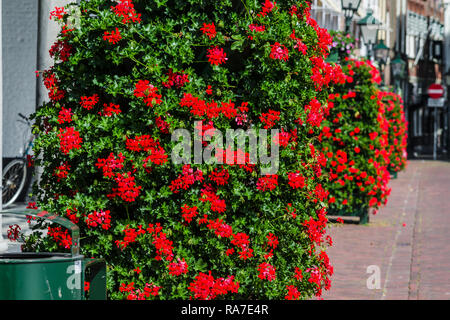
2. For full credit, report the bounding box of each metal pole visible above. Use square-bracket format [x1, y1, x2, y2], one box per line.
[434, 107, 438, 160]
[345, 15, 351, 34]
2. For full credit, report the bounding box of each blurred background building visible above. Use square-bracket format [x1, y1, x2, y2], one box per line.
[310, 0, 450, 159]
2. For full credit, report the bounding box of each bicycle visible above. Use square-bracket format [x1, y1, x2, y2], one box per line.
[1, 113, 34, 208]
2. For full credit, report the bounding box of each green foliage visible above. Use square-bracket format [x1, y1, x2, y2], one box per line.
[320, 57, 391, 214]
[380, 92, 408, 173]
[28, 0, 335, 300]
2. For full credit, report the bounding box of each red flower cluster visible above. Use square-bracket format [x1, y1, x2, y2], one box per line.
[100, 103, 121, 117]
[249, 24, 266, 33]
[58, 108, 73, 124]
[49, 7, 66, 20]
[48, 226, 72, 249]
[103, 28, 122, 44]
[58, 127, 82, 154]
[115, 224, 146, 250]
[288, 171, 306, 189]
[201, 23, 216, 39]
[65, 208, 79, 224]
[270, 42, 289, 61]
[258, 262, 276, 281]
[256, 175, 278, 191]
[188, 271, 239, 300]
[54, 162, 71, 182]
[304, 98, 325, 127]
[168, 258, 189, 276]
[179, 93, 240, 120]
[207, 46, 228, 66]
[170, 165, 204, 193]
[259, 110, 280, 129]
[49, 40, 72, 62]
[80, 94, 100, 110]
[257, 0, 276, 17]
[285, 285, 301, 300]
[85, 210, 111, 230]
[96, 153, 125, 178]
[289, 30, 308, 55]
[111, 0, 141, 24]
[209, 167, 229, 186]
[181, 204, 199, 223]
[119, 282, 160, 300]
[134, 80, 162, 107]
[207, 218, 233, 238]
[155, 116, 170, 134]
[108, 172, 142, 202]
[147, 223, 174, 261]
[145, 150, 169, 168]
[230, 232, 253, 260]
[126, 135, 157, 152]
[303, 209, 328, 247]
[26, 202, 38, 210]
[116, 222, 174, 262]
[379, 92, 408, 172]
[247, 24, 266, 40]
[162, 69, 189, 89]
[7, 224, 21, 241]
[310, 56, 347, 91]
[43, 70, 65, 101]
[199, 185, 227, 213]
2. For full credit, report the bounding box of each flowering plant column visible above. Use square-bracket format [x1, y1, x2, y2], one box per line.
[28, 0, 341, 300]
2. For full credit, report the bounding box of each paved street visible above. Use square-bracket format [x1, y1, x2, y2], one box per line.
[323, 160, 450, 300]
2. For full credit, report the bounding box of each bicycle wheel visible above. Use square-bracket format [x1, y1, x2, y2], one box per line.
[2, 159, 27, 208]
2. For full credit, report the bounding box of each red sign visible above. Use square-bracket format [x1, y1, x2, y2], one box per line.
[427, 84, 444, 99]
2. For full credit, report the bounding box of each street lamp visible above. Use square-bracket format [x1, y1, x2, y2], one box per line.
[391, 53, 407, 93]
[341, 0, 362, 34]
[445, 69, 450, 86]
[374, 39, 390, 86]
[374, 39, 390, 63]
[357, 9, 382, 59]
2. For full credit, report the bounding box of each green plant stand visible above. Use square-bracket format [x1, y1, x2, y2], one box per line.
[328, 206, 369, 224]
[389, 170, 398, 179]
[0, 209, 106, 300]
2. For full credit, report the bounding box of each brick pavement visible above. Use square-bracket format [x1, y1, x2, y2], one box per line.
[322, 160, 450, 300]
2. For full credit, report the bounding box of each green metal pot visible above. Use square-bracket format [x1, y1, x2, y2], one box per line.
[327, 206, 369, 224]
[389, 170, 398, 179]
[0, 210, 106, 300]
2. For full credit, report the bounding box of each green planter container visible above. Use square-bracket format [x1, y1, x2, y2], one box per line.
[389, 170, 398, 179]
[327, 206, 369, 224]
[0, 210, 106, 300]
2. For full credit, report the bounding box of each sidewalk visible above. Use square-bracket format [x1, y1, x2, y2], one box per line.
[322, 159, 450, 300]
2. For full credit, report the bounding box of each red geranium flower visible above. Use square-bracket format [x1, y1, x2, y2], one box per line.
[207, 46, 228, 66]
[201, 22, 217, 39]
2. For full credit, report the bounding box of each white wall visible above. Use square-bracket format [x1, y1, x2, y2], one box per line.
[37, 0, 73, 106]
[2, 0, 38, 158]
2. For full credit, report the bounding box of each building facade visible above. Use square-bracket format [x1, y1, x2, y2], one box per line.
[312, 0, 450, 159]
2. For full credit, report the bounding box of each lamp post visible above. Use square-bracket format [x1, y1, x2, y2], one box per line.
[357, 9, 382, 60]
[374, 39, 390, 86]
[391, 53, 407, 94]
[341, 0, 362, 34]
